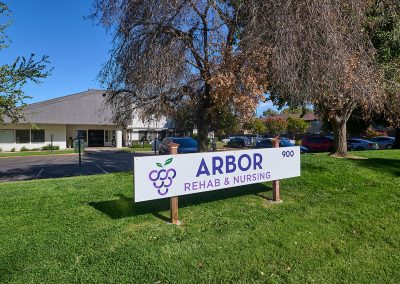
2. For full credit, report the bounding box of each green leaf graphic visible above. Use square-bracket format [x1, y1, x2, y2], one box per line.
[156, 163, 163, 168]
[164, 158, 173, 166]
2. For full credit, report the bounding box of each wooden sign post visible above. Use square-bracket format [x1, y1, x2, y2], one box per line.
[272, 138, 281, 202]
[168, 142, 180, 225]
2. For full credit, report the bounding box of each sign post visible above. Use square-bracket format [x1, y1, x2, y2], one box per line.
[168, 142, 180, 225]
[272, 138, 281, 202]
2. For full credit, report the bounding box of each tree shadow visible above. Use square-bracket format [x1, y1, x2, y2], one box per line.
[88, 183, 272, 220]
[350, 157, 400, 177]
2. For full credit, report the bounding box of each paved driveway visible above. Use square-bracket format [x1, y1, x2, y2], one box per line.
[0, 150, 153, 182]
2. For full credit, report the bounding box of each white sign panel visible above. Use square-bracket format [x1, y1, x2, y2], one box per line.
[134, 147, 301, 202]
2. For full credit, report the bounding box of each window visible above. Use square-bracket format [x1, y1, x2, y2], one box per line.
[15, 130, 30, 143]
[0, 130, 14, 143]
[75, 130, 87, 142]
[105, 130, 113, 143]
[31, 129, 45, 143]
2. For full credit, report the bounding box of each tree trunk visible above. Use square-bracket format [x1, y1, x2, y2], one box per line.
[196, 115, 209, 152]
[196, 84, 211, 152]
[331, 117, 348, 157]
[393, 127, 400, 149]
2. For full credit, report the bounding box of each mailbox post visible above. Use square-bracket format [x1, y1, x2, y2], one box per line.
[50, 134, 54, 152]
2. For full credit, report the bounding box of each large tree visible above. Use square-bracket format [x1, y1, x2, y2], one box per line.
[365, 0, 400, 148]
[254, 0, 383, 156]
[91, 0, 269, 151]
[0, 2, 51, 124]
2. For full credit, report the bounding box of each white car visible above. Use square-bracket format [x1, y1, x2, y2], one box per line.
[221, 137, 233, 144]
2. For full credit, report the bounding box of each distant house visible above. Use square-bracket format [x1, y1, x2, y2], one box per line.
[302, 113, 323, 134]
[260, 112, 323, 134]
[0, 89, 173, 151]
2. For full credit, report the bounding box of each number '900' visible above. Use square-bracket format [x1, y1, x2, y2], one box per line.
[282, 150, 295, 158]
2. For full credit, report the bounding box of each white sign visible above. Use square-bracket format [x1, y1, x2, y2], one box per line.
[134, 147, 301, 202]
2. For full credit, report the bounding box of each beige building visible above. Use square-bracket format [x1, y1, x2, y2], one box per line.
[0, 89, 171, 151]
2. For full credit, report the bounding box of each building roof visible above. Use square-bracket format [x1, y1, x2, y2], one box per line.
[6, 89, 116, 125]
[260, 112, 318, 122]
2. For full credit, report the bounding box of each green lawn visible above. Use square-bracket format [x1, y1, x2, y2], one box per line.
[1, 151, 399, 283]
[0, 149, 76, 157]
[121, 147, 153, 152]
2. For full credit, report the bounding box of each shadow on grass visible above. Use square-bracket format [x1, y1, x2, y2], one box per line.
[89, 183, 272, 220]
[351, 157, 400, 177]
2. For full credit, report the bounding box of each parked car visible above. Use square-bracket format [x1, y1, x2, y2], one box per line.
[159, 137, 198, 154]
[369, 136, 395, 149]
[301, 135, 334, 152]
[221, 136, 233, 144]
[347, 139, 379, 151]
[227, 137, 246, 148]
[280, 137, 296, 144]
[255, 138, 309, 153]
[239, 136, 252, 147]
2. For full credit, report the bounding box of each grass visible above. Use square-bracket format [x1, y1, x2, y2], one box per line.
[0, 150, 399, 283]
[0, 149, 76, 157]
[121, 147, 153, 152]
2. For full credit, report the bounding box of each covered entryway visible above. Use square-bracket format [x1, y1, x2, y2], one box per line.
[88, 130, 105, 147]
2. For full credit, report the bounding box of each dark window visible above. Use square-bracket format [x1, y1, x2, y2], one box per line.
[0, 129, 14, 143]
[31, 129, 45, 143]
[76, 130, 87, 142]
[15, 130, 30, 143]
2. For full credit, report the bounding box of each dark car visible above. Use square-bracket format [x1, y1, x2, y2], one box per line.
[255, 138, 309, 153]
[159, 137, 198, 154]
[302, 135, 334, 152]
[347, 139, 379, 151]
[227, 137, 246, 148]
[369, 136, 395, 149]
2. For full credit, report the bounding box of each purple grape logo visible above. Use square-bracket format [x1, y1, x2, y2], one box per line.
[148, 158, 177, 196]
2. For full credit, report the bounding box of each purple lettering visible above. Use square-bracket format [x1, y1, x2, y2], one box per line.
[212, 156, 224, 175]
[226, 155, 236, 173]
[184, 183, 191, 191]
[238, 154, 251, 171]
[253, 153, 263, 170]
[196, 158, 210, 177]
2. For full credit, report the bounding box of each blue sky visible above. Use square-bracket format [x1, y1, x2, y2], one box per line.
[1, 0, 274, 115]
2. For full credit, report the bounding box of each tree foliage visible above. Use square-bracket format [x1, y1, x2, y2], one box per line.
[91, 0, 269, 151]
[262, 109, 278, 118]
[244, 118, 266, 135]
[287, 117, 309, 139]
[254, 0, 384, 156]
[0, 2, 51, 124]
[365, 0, 400, 148]
[263, 117, 287, 137]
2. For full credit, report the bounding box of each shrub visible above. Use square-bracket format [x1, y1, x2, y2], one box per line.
[42, 144, 60, 151]
[130, 142, 152, 148]
[10, 147, 15, 152]
[20, 146, 30, 152]
[363, 128, 387, 139]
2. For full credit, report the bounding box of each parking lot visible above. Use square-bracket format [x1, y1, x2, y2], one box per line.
[0, 150, 153, 182]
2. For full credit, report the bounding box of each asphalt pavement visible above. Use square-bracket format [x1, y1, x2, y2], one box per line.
[0, 150, 153, 182]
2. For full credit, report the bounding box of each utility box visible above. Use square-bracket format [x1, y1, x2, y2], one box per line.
[152, 139, 160, 152]
[74, 139, 85, 153]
